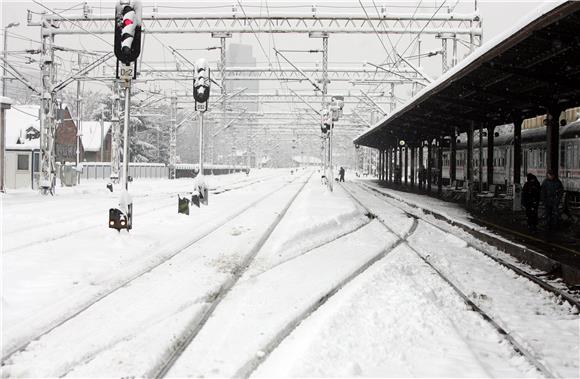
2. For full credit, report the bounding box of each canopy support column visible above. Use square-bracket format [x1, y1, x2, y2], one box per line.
[487, 125, 495, 190]
[427, 140, 433, 192]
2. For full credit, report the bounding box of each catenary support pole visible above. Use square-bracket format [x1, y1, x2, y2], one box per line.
[169, 93, 177, 179]
[76, 53, 83, 184]
[39, 18, 57, 195]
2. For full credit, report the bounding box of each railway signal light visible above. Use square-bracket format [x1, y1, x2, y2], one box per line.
[114, 0, 142, 66]
[321, 108, 331, 133]
[178, 195, 190, 215]
[193, 58, 211, 110]
[330, 96, 344, 122]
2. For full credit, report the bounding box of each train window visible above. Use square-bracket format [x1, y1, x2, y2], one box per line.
[561, 145, 566, 168]
[574, 144, 579, 168]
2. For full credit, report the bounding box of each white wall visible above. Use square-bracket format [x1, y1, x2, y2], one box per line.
[5, 150, 32, 189]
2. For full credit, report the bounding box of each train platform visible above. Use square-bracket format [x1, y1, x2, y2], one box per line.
[367, 179, 580, 287]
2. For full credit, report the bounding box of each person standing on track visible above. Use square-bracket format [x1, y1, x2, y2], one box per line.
[522, 173, 541, 231]
[540, 169, 564, 231]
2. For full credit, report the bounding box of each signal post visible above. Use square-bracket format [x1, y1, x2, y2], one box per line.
[109, 0, 141, 232]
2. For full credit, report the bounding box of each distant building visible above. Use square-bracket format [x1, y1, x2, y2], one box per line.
[55, 106, 82, 162]
[4, 104, 88, 189]
[226, 43, 259, 112]
[4, 105, 40, 189]
[81, 120, 112, 162]
[292, 155, 321, 167]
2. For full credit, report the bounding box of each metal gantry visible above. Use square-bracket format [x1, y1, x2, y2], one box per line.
[19, 1, 484, 193]
[28, 10, 482, 37]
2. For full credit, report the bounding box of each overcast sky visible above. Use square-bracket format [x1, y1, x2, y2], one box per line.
[1, 0, 548, 105]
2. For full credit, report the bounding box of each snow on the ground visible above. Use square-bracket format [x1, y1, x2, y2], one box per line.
[342, 182, 414, 238]
[358, 180, 551, 267]
[245, 175, 369, 277]
[338, 182, 579, 377]
[408, 221, 580, 378]
[166, 220, 398, 378]
[1, 169, 290, 358]
[254, 244, 540, 378]
[2, 173, 308, 377]
[2, 172, 578, 378]
[359, 179, 473, 224]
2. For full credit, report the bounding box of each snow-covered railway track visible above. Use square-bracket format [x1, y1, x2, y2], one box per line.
[0, 173, 304, 367]
[6, 173, 277, 234]
[351, 182, 573, 378]
[358, 182, 580, 309]
[149, 172, 313, 378]
[229, 206, 417, 378]
[3, 174, 282, 253]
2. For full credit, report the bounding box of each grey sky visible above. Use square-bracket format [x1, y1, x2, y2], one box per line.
[0, 0, 548, 113]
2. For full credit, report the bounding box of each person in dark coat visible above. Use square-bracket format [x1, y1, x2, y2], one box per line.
[339, 166, 345, 182]
[540, 170, 564, 230]
[521, 173, 541, 231]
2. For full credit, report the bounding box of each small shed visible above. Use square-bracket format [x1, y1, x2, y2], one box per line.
[4, 105, 40, 189]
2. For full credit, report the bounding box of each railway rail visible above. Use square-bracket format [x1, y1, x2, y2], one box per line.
[0, 172, 303, 365]
[150, 171, 313, 378]
[3, 173, 283, 253]
[344, 181, 577, 378]
[232, 213, 417, 378]
[360, 181, 580, 307]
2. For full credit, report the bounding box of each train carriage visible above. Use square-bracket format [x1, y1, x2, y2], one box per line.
[441, 120, 580, 200]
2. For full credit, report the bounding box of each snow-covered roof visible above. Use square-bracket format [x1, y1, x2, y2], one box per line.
[80, 121, 111, 152]
[0, 96, 13, 106]
[354, 0, 569, 145]
[4, 105, 40, 150]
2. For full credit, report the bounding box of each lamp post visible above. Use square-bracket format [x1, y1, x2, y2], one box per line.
[1, 22, 19, 193]
[2, 22, 19, 97]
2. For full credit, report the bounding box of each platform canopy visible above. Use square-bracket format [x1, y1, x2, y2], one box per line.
[354, 1, 580, 149]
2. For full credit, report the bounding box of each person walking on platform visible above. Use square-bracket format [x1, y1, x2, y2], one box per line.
[339, 166, 345, 182]
[541, 170, 564, 231]
[418, 164, 426, 188]
[522, 173, 541, 231]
